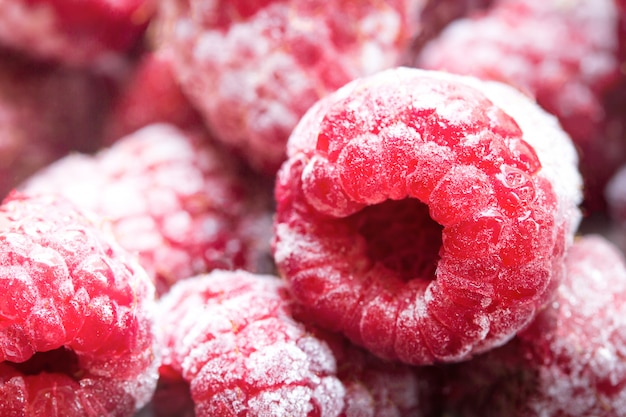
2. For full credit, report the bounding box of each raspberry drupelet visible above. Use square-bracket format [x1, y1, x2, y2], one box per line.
[21, 123, 274, 296]
[0, 0, 154, 67]
[440, 235, 626, 417]
[272, 67, 582, 365]
[415, 0, 625, 211]
[0, 192, 159, 417]
[156, 269, 435, 417]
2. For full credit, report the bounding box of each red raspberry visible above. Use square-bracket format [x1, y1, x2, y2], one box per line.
[0, 192, 158, 417]
[440, 235, 626, 417]
[153, 0, 428, 174]
[415, 0, 625, 211]
[273, 67, 582, 365]
[0, 0, 154, 67]
[0, 51, 110, 201]
[103, 50, 204, 145]
[156, 270, 346, 417]
[156, 269, 435, 417]
[21, 123, 274, 296]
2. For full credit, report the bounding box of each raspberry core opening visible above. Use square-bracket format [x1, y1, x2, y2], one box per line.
[7, 346, 81, 379]
[349, 198, 443, 282]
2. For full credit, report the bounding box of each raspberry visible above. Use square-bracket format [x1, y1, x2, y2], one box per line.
[415, 0, 625, 211]
[156, 269, 435, 417]
[103, 50, 204, 145]
[21, 123, 274, 296]
[0, 0, 153, 67]
[156, 270, 346, 417]
[310, 328, 440, 417]
[153, 0, 429, 173]
[0, 51, 109, 201]
[440, 235, 626, 417]
[0, 192, 159, 417]
[273, 67, 582, 365]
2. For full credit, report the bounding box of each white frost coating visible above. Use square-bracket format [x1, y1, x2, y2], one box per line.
[296, 335, 338, 375]
[357, 8, 403, 75]
[248, 386, 315, 417]
[245, 343, 312, 386]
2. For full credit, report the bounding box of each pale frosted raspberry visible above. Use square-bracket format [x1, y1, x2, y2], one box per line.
[153, 0, 446, 174]
[156, 271, 346, 417]
[21, 124, 274, 295]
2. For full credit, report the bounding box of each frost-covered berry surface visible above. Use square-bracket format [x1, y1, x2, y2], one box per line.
[273, 67, 582, 365]
[0, 193, 159, 417]
[21, 124, 274, 296]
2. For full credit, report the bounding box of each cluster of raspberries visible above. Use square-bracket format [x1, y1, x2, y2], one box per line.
[0, 0, 625, 416]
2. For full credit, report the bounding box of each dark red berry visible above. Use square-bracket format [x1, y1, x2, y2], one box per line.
[103, 50, 204, 145]
[0, 52, 110, 201]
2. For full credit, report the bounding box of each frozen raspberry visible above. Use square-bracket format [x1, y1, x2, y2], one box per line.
[21, 123, 274, 295]
[273, 67, 582, 365]
[156, 270, 346, 417]
[415, 0, 625, 211]
[156, 269, 435, 417]
[0, 51, 110, 201]
[0, 0, 154, 67]
[0, 192, 159, 417]
[154, 0, 454, 173]
[440, 235, 626, 417]
[103, 49, 204, 145]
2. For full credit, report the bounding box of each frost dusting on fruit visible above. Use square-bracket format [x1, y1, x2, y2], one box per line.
[273, 67, 583, 365]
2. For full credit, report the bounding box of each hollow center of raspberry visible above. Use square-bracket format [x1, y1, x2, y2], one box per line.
[7, 346, 81, 379]
[350, 198, 443, 282]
